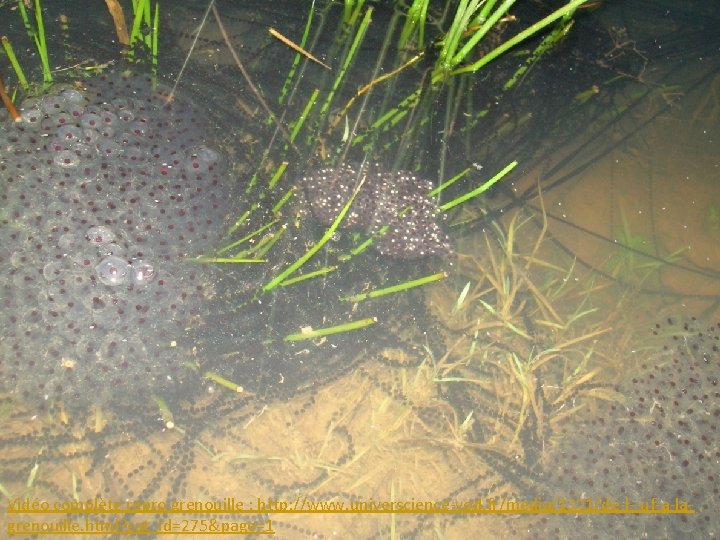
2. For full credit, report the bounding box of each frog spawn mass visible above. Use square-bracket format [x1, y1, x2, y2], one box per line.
[0, 73, 231, 409]
[539, 318, 720, 537]
[302, 163, 452, 259]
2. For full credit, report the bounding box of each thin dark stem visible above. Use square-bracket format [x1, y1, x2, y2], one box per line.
[211, 3, 300, 157]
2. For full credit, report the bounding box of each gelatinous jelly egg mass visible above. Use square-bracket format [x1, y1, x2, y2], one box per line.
[302, 163, 452, 259]
[0, 72, 231, 410]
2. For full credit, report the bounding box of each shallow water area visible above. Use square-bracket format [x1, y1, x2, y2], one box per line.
[0, 0, 719, 538]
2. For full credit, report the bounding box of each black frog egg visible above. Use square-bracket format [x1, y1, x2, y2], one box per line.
[56, 124, 84, 142]
[80, 112, 102, 130]
[39, 94, 66, 114]
[20, 107, 43, 126]
[53, 150, 81, 168]
[42, 261, 65, 282]
[86, 225, 116, 245]
[184, 145, 223, 174]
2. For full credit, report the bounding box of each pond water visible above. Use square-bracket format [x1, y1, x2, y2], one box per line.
[0, 0, 718, 538]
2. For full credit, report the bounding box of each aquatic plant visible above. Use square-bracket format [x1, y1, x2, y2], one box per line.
[425, 201, 623, 455]
[16, 0, 52, 86]
[604, 207, 685, 289]
[1, 2, 661, 538]
[703, 204, 720, 240]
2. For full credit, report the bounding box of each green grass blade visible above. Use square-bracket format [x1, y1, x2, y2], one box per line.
[478, 0, 499, 20]
[33, 0, 52, 85]
[254, 225, 287, 258]
[226, 208, 252, 237]
[439, 160, 517, 211]
[218, 218, 278, 254]
[152, 394, 175, 428]
[269, 163, 290, 190]
[143, 0, 152, 46]
[1, 37, 29, 90]
[16, 1, 33, 38]
[452, 281, 472, 314]
[279, 0, 316, 104]
[429, 166, 472, 197]
[151, 1, 159, 80]
[502, 12, 574, 92]
[279, 266, 337, 287]
[345, 0, 367, 27]
[271, 188, 294, 213]
[263, 176, 363, 292]
[448, 0, 516, 69]
[347, 236, 375, 257]
[317, 7, 372, 126]
[478, 299, 532, 340]
[399, 0, 429, 49]
[289, 88, 319, 144]
[437, 0, 479, 70]
[452, 0, 588, 76]
[129, 0, 150, 61]
[204, 371, 243, 393]
[284, 317, 377, 341]
[342, 272, 447, 302]
[355, 85, 420, 146]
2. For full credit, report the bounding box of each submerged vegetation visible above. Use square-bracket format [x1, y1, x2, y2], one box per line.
[7, 0, 715, 537]
[426, 202, 624, 454]
[0, 0, 604, 404]
[0, 0, 603, 433]
[604, 207, 685, 289]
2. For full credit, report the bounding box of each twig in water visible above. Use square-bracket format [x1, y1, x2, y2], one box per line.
[269, 27, 331, 70]
[0, 73, 21, 122]
[212, 3, 300, 156]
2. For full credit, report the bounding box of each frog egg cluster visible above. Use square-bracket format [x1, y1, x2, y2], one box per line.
[302, 163, 452, 259]
[540, 318, 720, 537]
[0, 72, 231, 409]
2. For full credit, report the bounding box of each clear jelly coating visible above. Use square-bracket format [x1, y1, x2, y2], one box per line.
[130, 260, 156, 285]
[86, 225, 116, 245]
[95, 255, 130, 286]
[0, 71, 231, 409]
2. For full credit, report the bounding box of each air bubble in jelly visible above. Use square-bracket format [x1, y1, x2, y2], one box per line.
[130, 260, 156, 285]
[117, 109, 135, 123]
[184, 145, 222, 174]
[58, 233, 81, 251]
[97, 139, 121, 156]
[95, 256, 130, 286]
[97, 242, 125, 258]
